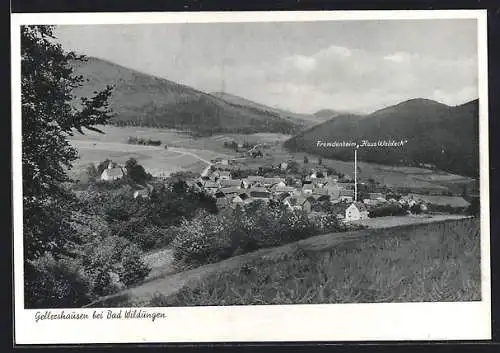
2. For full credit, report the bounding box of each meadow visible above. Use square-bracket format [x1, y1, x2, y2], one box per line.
[148, 218, 481, 306]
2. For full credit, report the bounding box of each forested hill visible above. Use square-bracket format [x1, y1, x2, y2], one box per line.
[284, 98, 479, 178]
[69, 57, 306, 136]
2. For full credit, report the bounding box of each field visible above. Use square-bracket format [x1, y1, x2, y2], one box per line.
[152, 218, 481, 306]
[67, 126, 234, 179]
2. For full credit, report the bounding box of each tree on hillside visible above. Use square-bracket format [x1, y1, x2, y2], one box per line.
[22, 25, 113, 261]
[124, 158, 149, 185]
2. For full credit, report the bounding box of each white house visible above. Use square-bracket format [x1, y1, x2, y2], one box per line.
[100, 162, 126, 181]
[345, 202, 369, 221]
[133, 189, 150, 199]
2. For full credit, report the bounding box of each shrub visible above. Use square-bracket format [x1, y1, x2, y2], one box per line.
[171, 211, 233, 266]
[24, 254, 93, 308]
[80, 235, 149, 293]
[93, 269, 113, 296]
[171, 203, 323, 268]
[119, 252, 151, 287]
[369, 203, 407, 218]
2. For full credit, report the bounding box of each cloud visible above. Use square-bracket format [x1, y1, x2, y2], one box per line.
[283, 55, 317, 73]
[245, 46, 478, 113]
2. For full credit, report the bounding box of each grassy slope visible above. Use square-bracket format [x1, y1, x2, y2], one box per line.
[88, 217, 479, 307]
[70, 57, 304, 135]
[284, 99, 479, 178]
[154, 218, 480, 306]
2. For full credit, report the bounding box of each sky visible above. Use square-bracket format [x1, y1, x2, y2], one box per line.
[54, 20, 478, 114]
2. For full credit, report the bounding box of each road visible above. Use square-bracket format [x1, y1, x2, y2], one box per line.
[168, 147, 213, 177]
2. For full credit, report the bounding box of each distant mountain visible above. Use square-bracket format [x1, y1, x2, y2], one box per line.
[69, 57, 303, 136]
[211, 92, 332, 125]
[313, 109, 345, 119]
[284, 98, 479, 177]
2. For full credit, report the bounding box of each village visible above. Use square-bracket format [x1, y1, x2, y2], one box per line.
[97, 140, 474, 225]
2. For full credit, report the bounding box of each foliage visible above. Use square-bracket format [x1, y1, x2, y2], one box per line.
[22, 25, 113, 261]
[466, 198, 480, 217]
[171, 202, 340, 268]
[369, 203, 407, 218]
[127, 136, 161, 146]
[124, 158, 150, 185]
[24, 254, 93, 308]
[119, 251, 151, 287]
[80, 235, 150, 293]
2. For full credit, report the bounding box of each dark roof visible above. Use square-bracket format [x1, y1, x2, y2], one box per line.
[220, 179, 242, 187]
[262, 177, 285, 184]
[220, 187, 241, 195]
[339, 189, 354, 197]
[246, 175, 264, 182]
[312, 188, 330, 196]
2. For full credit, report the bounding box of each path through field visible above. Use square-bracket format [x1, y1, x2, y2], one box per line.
[87, 214, 472, 307]
[70, 140, 215, 177]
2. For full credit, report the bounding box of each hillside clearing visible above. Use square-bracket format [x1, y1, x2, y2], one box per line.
[87, 217, 479, 307]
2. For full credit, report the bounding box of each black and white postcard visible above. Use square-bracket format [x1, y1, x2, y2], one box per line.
[11, 10, 491, 344]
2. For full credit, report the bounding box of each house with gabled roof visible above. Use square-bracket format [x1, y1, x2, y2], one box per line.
[202, 180, 220, 194]
[249, 187, 272, 200]
[344, 202, 369, 221]
[311, 187, 330, 202]
[262, 177, 286, 188]
[245, 175, 264, 187]
[283, 195, 312, 213]
[220, 179, 242, 189]
[339, 189, 354, 202]
[271, 185, 297, 194]
[324, 183, 341, 200]
[100, 161, 126, 182]
[215, 187, 242, 198]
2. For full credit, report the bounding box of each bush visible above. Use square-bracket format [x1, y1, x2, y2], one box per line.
[25, 254, 93, 308]
[171, 203, 323, 268]
[119, 252, 151, 287]
[369, 204, 407, 218]
[93, 269, 113, 297]
[171, 211, 232, 266]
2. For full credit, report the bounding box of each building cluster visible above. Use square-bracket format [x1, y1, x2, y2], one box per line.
[97, 157, 472, 222]
[195, 163, 376, 222]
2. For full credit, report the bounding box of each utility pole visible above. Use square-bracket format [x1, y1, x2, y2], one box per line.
[354, 147, 358, 202]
